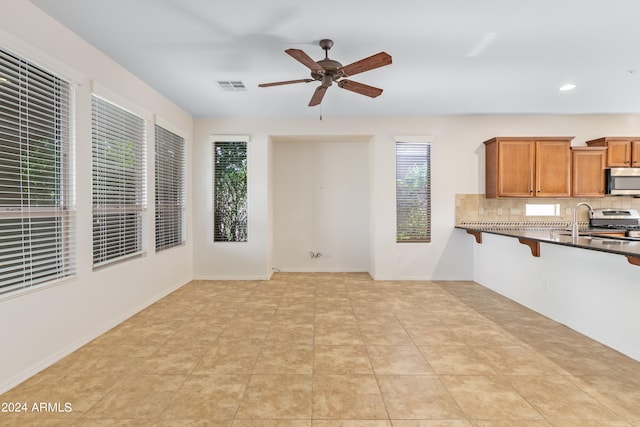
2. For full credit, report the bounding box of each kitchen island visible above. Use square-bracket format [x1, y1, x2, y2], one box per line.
[455, 225, 640, 362]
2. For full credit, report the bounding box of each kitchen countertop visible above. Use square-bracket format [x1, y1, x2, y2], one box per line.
[455, 225, 640, 260]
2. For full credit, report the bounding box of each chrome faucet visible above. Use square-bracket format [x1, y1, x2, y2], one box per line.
[572, 202, 593, 240]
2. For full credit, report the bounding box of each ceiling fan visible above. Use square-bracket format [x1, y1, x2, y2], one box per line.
[259, 39, 392, 106]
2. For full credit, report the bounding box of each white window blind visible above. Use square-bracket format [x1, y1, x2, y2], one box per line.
[213, 140, 247, 242]
[155, 124, 185, 251]
[396, 141, 431, 242]
[0, 47, 75, 296]
[92, 95, 146, 267]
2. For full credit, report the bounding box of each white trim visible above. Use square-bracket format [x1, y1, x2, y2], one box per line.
[0, 28, 84, 85]
[90, 80, 152, 121]
[0, 275, 77, 303]
[210, 137, 249, 243]
[154, 115, 190, 141]
[210, 134, 251, 143]
[193, 274, 269, 281]
[395, 135, 435, 143]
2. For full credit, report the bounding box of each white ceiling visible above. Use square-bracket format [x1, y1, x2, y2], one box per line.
[28, 0, 640, 119]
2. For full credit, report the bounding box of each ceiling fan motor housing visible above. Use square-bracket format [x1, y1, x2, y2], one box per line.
[312, 58, 344, 84]
[259, 38, 391, 106]
[321, 74, 333, 87]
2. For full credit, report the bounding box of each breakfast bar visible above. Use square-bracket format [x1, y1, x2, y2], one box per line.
[456, 226, 640, 266]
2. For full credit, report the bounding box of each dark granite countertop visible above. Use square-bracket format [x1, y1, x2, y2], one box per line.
[455, 225, 640, 260]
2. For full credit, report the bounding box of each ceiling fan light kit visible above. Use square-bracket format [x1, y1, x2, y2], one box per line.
[259, 39, 392, 107]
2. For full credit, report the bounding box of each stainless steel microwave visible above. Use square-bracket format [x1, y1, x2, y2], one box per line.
[606, 168, 640, 195]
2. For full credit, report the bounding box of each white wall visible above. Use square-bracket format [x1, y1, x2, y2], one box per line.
[0, 1, 194, 393]
[193, 114, 640, 281]
[193, 117, 474, 280]
[471, 231, 640, 361]
[272, 136, 370, 272]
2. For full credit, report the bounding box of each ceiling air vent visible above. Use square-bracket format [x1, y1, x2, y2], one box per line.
[217, 80, 247, 91]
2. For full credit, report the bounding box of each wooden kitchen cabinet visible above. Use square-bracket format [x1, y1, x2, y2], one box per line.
[571, 146, 606, 197]
[484, 137, 573, 198]
[586, 137, 640, 167]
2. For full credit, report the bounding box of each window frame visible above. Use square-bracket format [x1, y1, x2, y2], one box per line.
[0, 46, 75, 298]
[91, 94, 147, 268]
[211, 135, 248, 243]
[395, 139, 432, 243]
[154, 123, 186, 252]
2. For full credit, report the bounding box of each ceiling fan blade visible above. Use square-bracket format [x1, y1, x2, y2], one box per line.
[285, 48, 325, 73]
[308, 85, 328, 106]
[341, 52, 392, 77]
[259, 79, 314, 87]
[338, 80, 384, 98]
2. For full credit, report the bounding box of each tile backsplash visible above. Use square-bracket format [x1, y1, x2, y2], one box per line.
[455, 194, 640, 226]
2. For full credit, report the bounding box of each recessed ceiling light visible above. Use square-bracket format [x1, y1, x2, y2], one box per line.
[0, 77, 8, 84]
[559, 83, 576, 91]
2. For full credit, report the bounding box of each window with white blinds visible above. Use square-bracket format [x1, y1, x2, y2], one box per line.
[91, 95, 146, 267]
[213, 140, 247, 242]
[396, 141, 431, 243]
[0, 47, 75, 296]
[155, 124, 185, 251]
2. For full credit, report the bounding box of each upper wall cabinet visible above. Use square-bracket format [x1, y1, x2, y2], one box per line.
[586, 137, 640, 168]
[571, 146, 606, 197]
[484, 137, 573, 198]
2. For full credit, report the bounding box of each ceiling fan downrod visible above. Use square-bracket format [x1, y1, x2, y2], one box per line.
[319, 38, 334, 56]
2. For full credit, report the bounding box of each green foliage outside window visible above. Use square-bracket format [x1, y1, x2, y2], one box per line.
[20, 139, 60, 205]
[397, 163, 429, 241]
[214, 141, 247, 242]
[396, 142, 431, 243]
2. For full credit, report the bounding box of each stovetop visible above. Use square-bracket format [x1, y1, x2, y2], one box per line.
[599, 224, 640, 230]
[593, 224, 640, 239]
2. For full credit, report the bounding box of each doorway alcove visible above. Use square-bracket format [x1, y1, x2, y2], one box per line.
[270, 135, 372, 272]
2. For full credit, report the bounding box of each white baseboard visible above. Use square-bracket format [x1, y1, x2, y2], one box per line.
[192, 274, 269, 281]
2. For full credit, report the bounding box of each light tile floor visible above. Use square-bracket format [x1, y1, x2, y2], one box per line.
[1, 272, 639, 426]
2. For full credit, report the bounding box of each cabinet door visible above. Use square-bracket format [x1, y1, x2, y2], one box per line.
[497, 140, 535, 197]
[606, 140, 631, 167]
[572, 148, 605, 197]
[632, 140, 640, 167]
[536, 140, 571, 197]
